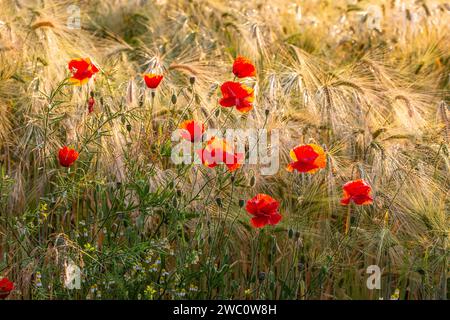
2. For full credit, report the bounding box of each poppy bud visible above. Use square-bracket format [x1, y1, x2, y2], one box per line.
[288, 228, 294, 239]
[171, 94, 177, 105]
[126, 124, 132, 132]
[258, 272, 266, 281]
[189, 76, 196, 85]
[215, 197, 222, 207]
[176, 189, 182, 197]
[88, 97, 95, 114]
[215, 108, 221, 118]
[265, 109, 270, 117]
[249, 176, 256, 187]
[239, 199, 245, 208]
[172, 197, 178, 208]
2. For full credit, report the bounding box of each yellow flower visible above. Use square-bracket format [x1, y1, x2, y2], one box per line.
[390, 288, 400, 300]
[84, 243, 96, 252]
[144, 285, 157, 299]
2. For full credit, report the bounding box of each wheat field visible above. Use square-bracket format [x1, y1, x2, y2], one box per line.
[0, 0, 448, 300]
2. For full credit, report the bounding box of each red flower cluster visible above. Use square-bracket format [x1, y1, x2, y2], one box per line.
[287, 143, 326, 174]
[340, 179, 373, 206]
[197, 137, 243, 172]
[68, 58, 99, 86]
[144, 73, 164, 89]
[245, 194, 282, 228]
[179, 120, 205, 143]
[58, 146, 79, 167]
[0, 277, 14, 299]
[219, 56, 256, 113]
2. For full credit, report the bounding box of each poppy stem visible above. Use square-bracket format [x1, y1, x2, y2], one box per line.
[344, 205, 351, 235]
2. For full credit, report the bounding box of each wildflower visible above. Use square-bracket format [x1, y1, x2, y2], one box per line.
[179, 120, 205, 142]
[244, 288, 252, 296]
[197, 137, 244, 171]
[0, 277, 14, 299]
[35, 272, 42, 288]
[143, 73, 163, 89]
[161, 269, 170, 277]
[287, 144, 326, 174]
[232, 56, 256, 78]
[219, 81, 254, 113]
[144, 285, 157, 299]
[391, 288, 400, 300]
[340, 179, 373, 205]
[149, 264, 158, 272]
[189, 284, 198, 292]
[83, 243, 96, 252]
[245, 194, 282, 228]
[58, 146, 79, 167]
[68, 58, 99, 86]
[175, 289, 186, 298]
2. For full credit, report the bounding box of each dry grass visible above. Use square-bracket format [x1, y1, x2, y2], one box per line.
[0, 0, 448, 300]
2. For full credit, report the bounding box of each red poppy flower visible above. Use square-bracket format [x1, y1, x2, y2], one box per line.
[233, 56, 256, 78]
[88, 97, 95, 114]
[180, 120, 205, 142]
[245, 194, 282, 228]
[58, 146, 79, 167]
[340, 179, 373, 205]
[68, 58, 99, 86]
[287, 143, 326, 174]
[219, 81, 254, 113]
[144, 73, 163, 89]
[196, 137, 243, 171]
[0, 277, 14, 299]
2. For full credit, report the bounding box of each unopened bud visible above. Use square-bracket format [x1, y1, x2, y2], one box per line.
[258, 272, 266, 281]
[189, 76, 196, 85]
[171, 94, 177, 104]
[88, 97, 95, 114]
[288, 228, 294, 239]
